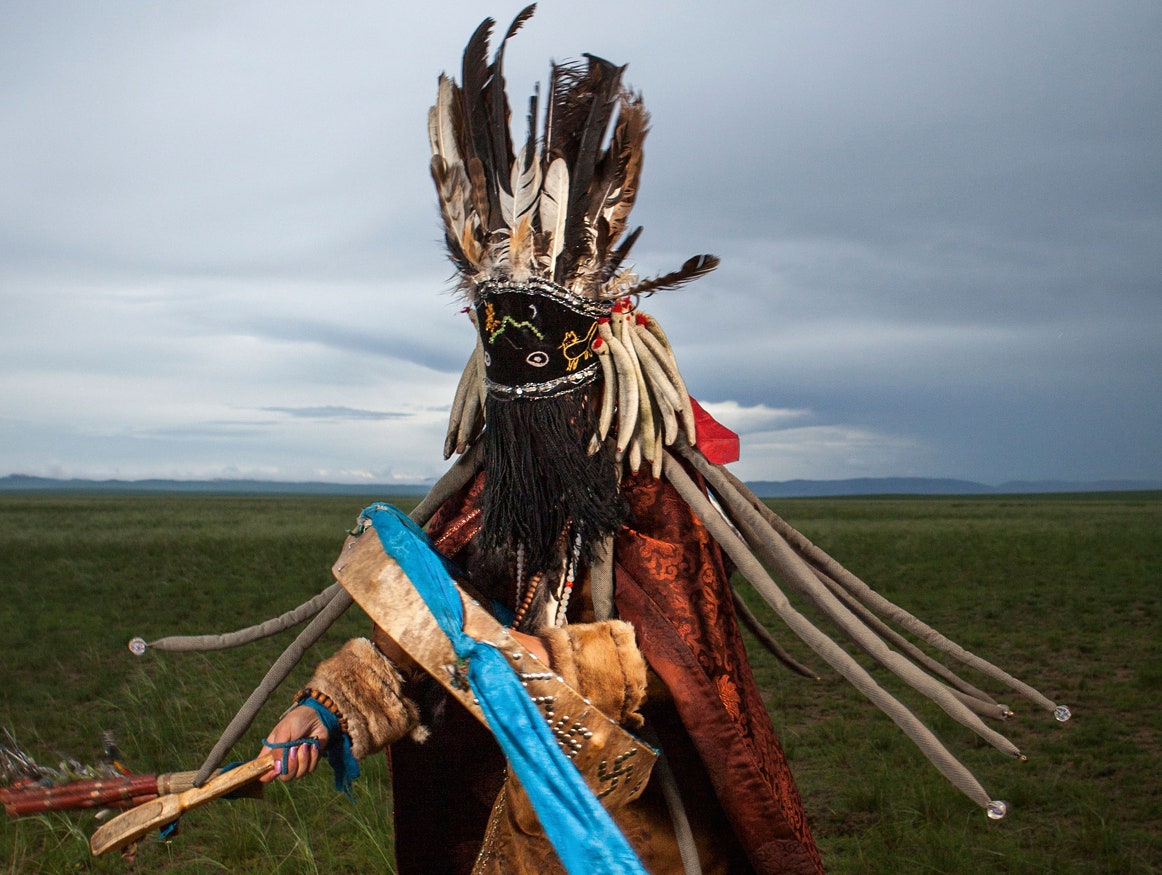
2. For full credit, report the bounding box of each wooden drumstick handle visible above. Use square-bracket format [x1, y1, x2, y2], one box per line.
[90, 752, 273, 857]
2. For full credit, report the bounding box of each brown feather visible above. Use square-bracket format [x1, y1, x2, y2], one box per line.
[627, 254, 721, 297]
[430, 158, 467, 270]
[429, 76, 461, 163]
[467, 156, 491, 232]
[600, 97, 649, 249]
[509, 213, 535, 280]
[510, 144, 541, 223]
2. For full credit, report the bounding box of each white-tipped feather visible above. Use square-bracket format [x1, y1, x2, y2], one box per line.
[429, 76, 461, 164]
[506, 146, 542, 281]
[427, 105, 439, 158]
[499, 189, 515, 229]
[511, 144, 542, 222]
[539, 157, 569, 276]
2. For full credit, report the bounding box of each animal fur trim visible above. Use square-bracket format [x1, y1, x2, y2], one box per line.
[541, 620, 647, 728]
[304, 637, 424, 759]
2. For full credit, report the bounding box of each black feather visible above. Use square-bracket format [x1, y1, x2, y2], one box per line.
[461, 18, 501, 229]
[480, 7, 537, 231]
[628, 254, 721, 297]
[484, 7, 533, 198]
[602, 225, 642, 282]
[542, 56, 625, 283]
[500, 3, 536, 46]
[459, 16, 493, 167]
[543, 59, 588, 165]
[524, 84, 540, 171]
[567, 54, 625, 204]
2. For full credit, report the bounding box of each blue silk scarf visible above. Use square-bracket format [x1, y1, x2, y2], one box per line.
[360, 503, 647, 875]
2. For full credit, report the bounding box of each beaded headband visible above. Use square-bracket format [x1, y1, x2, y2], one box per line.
[474, 278, 612, 399]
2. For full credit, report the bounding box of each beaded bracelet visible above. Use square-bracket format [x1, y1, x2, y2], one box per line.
[297, 687, 350, 735]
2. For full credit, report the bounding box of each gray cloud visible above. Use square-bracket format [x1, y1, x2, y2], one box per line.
[262, 406, 411, 421]
[1, 1, 1158, 484]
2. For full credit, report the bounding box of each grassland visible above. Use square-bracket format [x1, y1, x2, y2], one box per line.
[0, 491, 1158, 873]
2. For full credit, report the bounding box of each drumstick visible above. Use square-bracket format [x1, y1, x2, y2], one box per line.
[90, 752, 273, 856]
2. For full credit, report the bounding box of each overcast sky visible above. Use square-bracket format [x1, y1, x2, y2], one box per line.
[2, 1, 1158, 486]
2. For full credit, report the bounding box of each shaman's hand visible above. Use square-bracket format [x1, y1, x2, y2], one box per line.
[259, 706, 329, 783]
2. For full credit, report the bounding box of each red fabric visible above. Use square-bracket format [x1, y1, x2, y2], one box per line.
[690, 396, 741, 465]
[615, 468, 823, 874]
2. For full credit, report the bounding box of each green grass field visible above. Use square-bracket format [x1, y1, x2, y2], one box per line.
[0, 492, 1158, 873]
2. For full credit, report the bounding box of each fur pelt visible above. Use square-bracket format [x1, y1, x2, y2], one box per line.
[541, 620, 647, 728]
[305, 637, 426, 759]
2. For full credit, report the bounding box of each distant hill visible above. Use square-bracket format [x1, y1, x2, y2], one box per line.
[0, 474, 431, 496]
[744, 477, 1162, 497]
[746, 477, 988, 497]
[2, 473, 1159, 498]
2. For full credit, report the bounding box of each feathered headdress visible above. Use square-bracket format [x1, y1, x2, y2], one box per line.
[434, 5, 718, 477]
